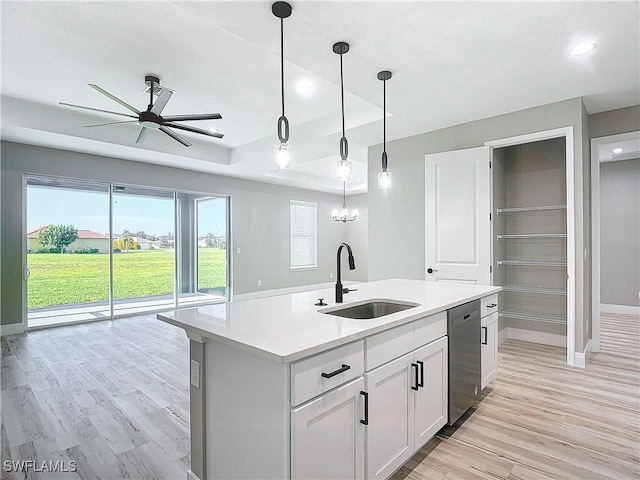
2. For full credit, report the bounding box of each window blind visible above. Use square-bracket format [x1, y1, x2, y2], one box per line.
[290, 200, 317, 269]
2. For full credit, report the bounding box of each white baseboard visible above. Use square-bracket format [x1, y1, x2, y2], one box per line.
[186, 470, 201, 480]
[1, 323, 25, 336]
[600, 303, 640, 315]
[498, 327, 508, 345]
[574, 339, 591, 368]
[506, 327, 566, 347]
[233, 281, 355, 302]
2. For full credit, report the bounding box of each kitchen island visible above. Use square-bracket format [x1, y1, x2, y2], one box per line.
[158, 279, 500, 480]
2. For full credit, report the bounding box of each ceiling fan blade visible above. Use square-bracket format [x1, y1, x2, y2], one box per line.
[164, 122, 224, 139]
[89, 84, 141, 114]
[59, 102, 138, 119]
[150, 89, 173, 115]
[160, 126, 192, 147]
[136, 127, 151, 144]
[161, 113, 222, 122]
[84, 120, 139, 128]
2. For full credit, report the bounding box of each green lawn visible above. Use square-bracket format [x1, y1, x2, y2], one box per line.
[27, 249, 227, 309]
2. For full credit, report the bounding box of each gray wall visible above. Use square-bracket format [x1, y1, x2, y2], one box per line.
[1, 141, 365, 326]
[589, 105, 640, 139]
[600, 158, 640, 307]
[367, 97, 591, 352]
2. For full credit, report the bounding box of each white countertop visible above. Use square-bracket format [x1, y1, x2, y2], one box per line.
[157, 279, 500, 363]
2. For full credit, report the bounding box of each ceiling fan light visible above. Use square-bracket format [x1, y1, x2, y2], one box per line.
[274, 142, 292, 169]
[378, 170, 392, 190]
[336, 158, 352, 180]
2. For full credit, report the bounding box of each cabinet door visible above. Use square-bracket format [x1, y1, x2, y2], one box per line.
[481, 312, 498, 389]
[291, 377, 365, 480]
[364, 352, 414, 480]
[413, 337, 448, 449]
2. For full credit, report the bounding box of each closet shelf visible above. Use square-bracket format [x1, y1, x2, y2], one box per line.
[497, 205, 567, 214]
[497, 260, 567, 267]
[497, 233, 567, 240]
[502, 285, 567, 296]
[500, 310, 567, 325]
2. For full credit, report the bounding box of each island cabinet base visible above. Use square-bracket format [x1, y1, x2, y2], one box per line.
[200, 338, 291, 480]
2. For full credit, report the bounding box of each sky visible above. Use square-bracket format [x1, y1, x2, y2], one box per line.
[27, 186, 227, 237]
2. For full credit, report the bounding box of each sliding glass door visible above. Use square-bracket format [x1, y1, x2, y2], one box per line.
[26, 175, 229, 328]
[26, 177, 110, 328]
[112, 186, 176, 316]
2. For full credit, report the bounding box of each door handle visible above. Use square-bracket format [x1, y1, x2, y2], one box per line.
[360, 391, 369, 425]
[416, 360, 424, 388]
[482, 326, 488, 345]
[427, 268, 438, 274]
[23, 266, 30, 280]
[411, 363, 420, 391]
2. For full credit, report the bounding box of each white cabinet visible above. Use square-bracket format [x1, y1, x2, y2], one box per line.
[365, 352, 414, 480]
[364, 336, 448, 480]
[413, 337, 448, 447]
[292, 377, 365, 480]
[481, 312, 498, 389]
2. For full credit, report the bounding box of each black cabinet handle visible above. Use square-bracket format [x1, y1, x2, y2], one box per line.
[411, 363, 419, 391]
[487, 303, 497, 308]
[321, 364, 350, 379]
[360, 391, 368, 425]
[482, 326, 488, 345]
[417, 360, 424, 388]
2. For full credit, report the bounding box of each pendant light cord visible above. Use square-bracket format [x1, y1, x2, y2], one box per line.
[280, 18, 285, 118]
[340, 53, 345, 138]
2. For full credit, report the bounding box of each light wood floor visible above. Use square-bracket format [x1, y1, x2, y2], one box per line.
[1, 313, 638, 479]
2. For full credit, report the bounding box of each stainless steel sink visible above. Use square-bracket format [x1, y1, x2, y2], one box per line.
[320, 300, 419, 319]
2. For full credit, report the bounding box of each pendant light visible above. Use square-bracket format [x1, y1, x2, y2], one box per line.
[332, 181, 358, 222]
[273, 2, 292, 169]
[377, 70, 392, 189]
[333, 42, 352, 181]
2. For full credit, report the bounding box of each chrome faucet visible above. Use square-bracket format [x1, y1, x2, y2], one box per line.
[336, 242, 356, 303]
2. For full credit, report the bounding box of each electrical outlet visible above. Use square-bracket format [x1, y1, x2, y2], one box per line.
[190, 360, 200, 389]
[257, 280, 262, 286]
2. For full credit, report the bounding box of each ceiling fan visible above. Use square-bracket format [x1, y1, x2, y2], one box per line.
[59, 75, 224, 147]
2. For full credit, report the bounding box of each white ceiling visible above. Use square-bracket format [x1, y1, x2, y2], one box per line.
[2, 1, 639, 194]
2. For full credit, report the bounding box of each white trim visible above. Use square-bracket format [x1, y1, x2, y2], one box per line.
[574, 339, 591, 368]
[1, 323, 25, 336]
[591, 131, 640, 354]
[498, 327, 508, 345]
[233, 281, 355, 302]
[187, 469, 202, 480]
[506, 327, 567, 347]
[485, 126, 575, 366]
[600, 303, 640, 315]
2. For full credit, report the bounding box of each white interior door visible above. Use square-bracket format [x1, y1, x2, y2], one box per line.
[425, 146, 491, 285]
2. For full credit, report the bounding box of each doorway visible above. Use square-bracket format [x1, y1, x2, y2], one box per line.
[590, 131, 640, 353]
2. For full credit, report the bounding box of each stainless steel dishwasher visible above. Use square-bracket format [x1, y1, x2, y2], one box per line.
[447, 299, 481, 425]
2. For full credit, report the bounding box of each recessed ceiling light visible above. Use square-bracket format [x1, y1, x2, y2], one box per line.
[611, 147, 623, 154]
[568, 42, 597, 56]
[295, 78, 315, 96]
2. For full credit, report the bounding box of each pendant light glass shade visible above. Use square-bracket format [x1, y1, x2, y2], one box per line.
[336, 158, 352, 181]
[377, 70, 392, 189]
[273, 2, 292, 169]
